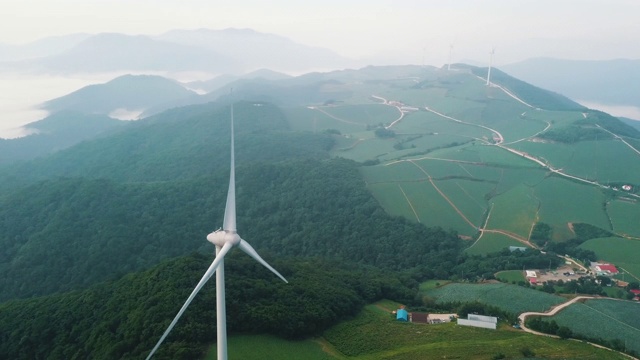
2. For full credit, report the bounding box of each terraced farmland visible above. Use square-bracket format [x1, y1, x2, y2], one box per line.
[283, 66, 640, 253]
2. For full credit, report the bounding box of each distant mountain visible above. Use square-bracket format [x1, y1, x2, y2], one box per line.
[2, 28, 354, 75]
[41, 74, 198, 117]
[0, 111, 124, 164]
[0, 33, 90, 62]
[202, 65, 439, 107]
[156, 28, 353, 73]
[500, 58, 640, 107]
[12, 33, 240, 74]
[186, 68, 292, 93]
[621, 117, 640, 131]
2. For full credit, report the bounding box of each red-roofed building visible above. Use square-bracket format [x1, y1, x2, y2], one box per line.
[630, 289, 640, 296]
[594, 263, 619, 275]
[528, 277, 538, 286]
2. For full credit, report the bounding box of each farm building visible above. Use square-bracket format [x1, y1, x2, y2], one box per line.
[457, 314, 497, 330]
[396, 306, 408, 321]
[525, 270, 538, 285]
[509, 246, 528, 252]
[410, 312, 429, 323]
[592, 263, 619, 276]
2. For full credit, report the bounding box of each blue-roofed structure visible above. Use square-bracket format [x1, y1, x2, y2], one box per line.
[396, 308, 408, 321]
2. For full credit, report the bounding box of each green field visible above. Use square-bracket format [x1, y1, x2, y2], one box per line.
[544, 299, 640, 354]
[535, 177, 611, 238]
[485, 184, 538, 240]
[512, 139, 640, 183]
[424, 283, 565, 315]
[580, 237, 640, 280]
[465, 232, 529, 255]
[495, 270, 526, 283]
[608, 198, 640, 237]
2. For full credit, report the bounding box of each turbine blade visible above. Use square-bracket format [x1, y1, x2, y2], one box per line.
[223, 104, 237, 232]
[146, 242, 233, 360]
[238, 239, 288, 283]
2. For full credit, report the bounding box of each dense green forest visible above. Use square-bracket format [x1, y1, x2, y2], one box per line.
[0, 157, 463, 301]
[0, 254, 416, 359]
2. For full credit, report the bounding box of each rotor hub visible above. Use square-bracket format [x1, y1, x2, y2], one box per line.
[207, 229, 240, 247]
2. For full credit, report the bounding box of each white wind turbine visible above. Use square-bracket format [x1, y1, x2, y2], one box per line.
[146, 103, 288, 360]
[486, 47, 496, 86]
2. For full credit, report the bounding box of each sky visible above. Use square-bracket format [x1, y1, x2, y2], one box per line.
[2, 0, 640, 66]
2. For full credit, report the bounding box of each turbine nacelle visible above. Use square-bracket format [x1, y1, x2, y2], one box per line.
[207, 230, 241, 248]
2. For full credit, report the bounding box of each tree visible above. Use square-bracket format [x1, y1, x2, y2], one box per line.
[558, 326, 572, 339]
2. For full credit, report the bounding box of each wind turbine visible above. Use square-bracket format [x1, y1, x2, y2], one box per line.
[486, 47, 495, 86]
[146, 103, 288, 360]
[447, 44, 453, 71]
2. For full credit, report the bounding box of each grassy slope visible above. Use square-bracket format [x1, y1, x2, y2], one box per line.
[318, 302, 626, 360]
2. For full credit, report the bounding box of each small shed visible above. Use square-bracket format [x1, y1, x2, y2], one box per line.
[396, 308, 408, 321]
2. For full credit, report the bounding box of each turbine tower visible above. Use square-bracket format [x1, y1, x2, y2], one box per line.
[486, 47, 495, 86]
[146, 103, 288, 360]
[447, 44, 453, 71]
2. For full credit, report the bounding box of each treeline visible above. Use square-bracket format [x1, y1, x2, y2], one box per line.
[538, 125, 609, 143]
[447, 248, 564, 281]
[0, 158, 463, 301]
[0, 253, 416, 360]
[542, 222, 614, 262]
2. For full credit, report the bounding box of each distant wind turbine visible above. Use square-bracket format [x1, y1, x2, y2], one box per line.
[447, 44, 454, 71]
[486, 47, 496, 86]
[146, 103, 288, 360]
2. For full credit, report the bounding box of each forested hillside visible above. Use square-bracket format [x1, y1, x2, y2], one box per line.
[0, 254, 415, 359]
[0, 101, 333, 189]
[0, 158, 463, 301]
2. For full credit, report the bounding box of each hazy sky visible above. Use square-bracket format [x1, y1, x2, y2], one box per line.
[2, 0, 640, 66]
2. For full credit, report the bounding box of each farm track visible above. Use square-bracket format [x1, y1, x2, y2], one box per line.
[371, 95, 405, 129]
[309, 106, 363, 126]
[398, 185, 421, 223]
[409, 160, 477, 230]
[596, 124, 640, 156]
